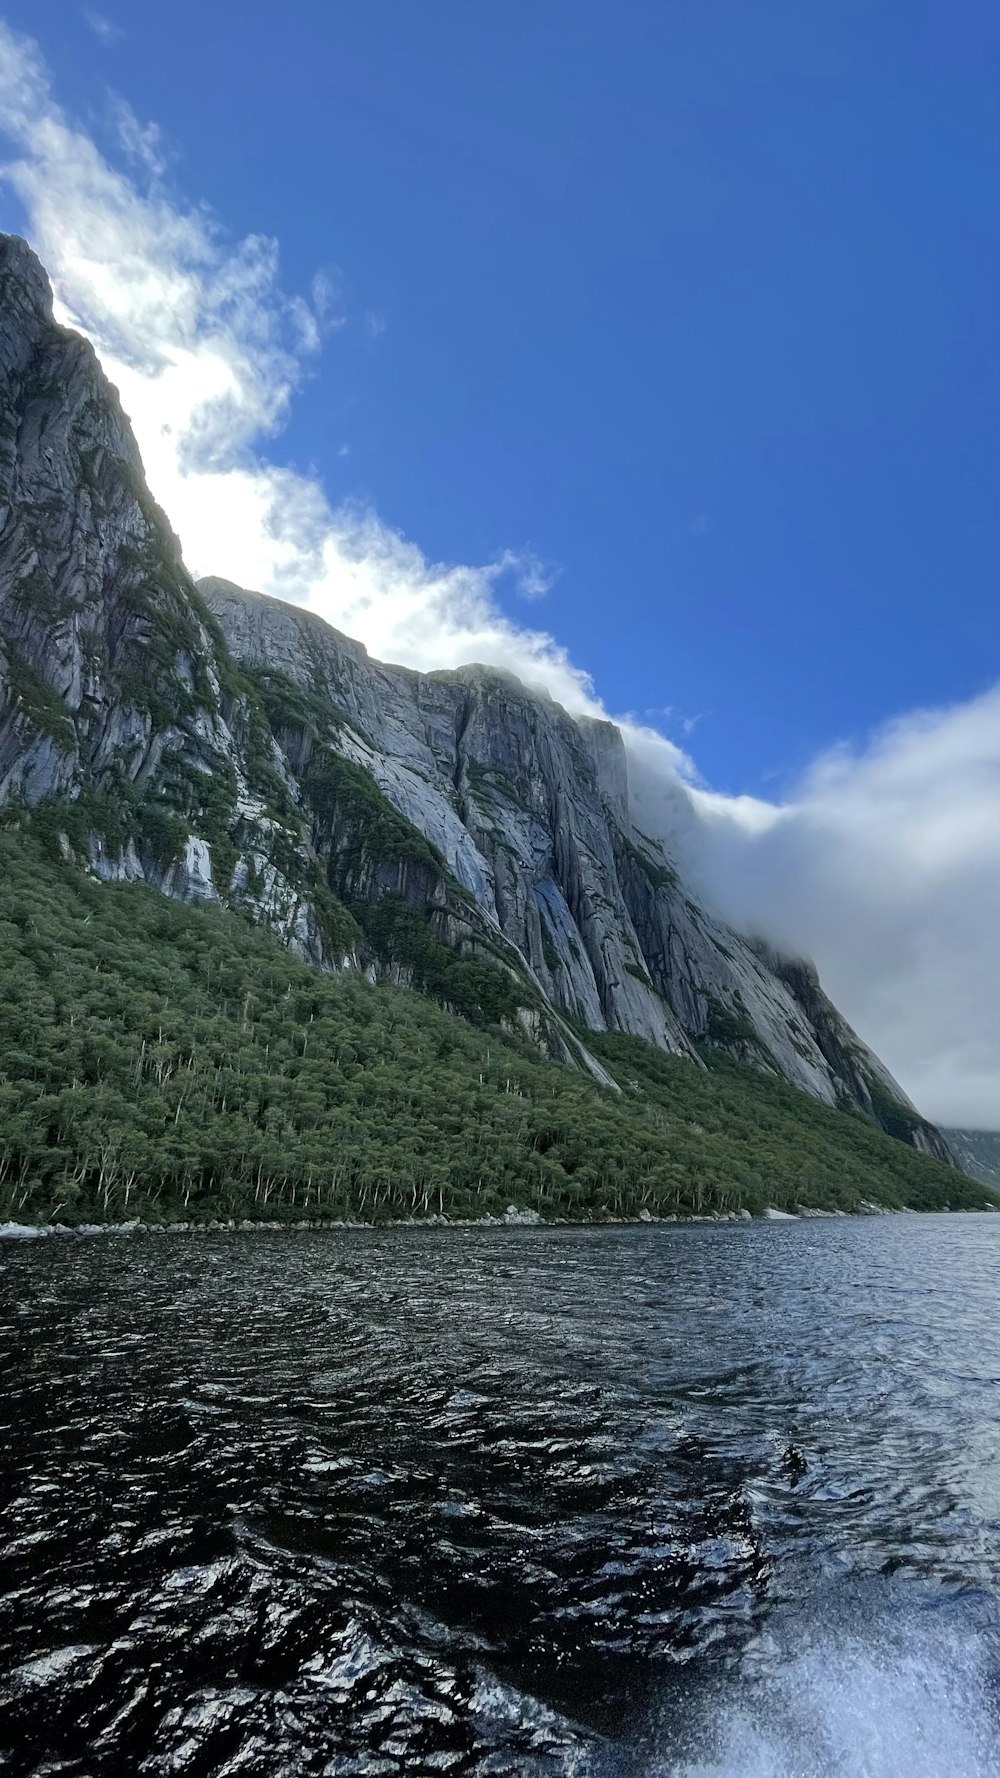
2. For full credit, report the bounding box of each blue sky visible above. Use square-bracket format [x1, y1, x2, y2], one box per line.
[3, 0, 997, 794]
[0, 4, 998, 1124]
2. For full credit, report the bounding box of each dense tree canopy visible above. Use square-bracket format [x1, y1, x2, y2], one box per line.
[0, 833, 989, 1225]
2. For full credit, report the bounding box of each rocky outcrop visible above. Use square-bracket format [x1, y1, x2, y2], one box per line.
[0, 231, 949, 1157]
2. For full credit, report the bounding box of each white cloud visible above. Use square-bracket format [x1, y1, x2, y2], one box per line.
[628, 694, 1000, 1131]
[0, 21, 594, 709]
[0, 20, 997, 1128]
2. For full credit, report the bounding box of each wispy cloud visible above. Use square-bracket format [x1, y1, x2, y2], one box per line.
[642, 705, 705, 736]
[310, 267, 344, 327]
[493, 548, 557, 602]
[84, 10, 123, 46]
[0, 19, 997, 1127]
[109, 94, 168, 178]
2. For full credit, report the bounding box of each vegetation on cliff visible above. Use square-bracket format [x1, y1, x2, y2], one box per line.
[0, 832, 989, 1226]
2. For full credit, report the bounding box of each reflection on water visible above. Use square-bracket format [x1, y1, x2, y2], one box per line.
[2, 1219, 1000, 1774]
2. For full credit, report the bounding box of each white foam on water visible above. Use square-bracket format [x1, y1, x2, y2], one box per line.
[663, 1621, 999, 1778]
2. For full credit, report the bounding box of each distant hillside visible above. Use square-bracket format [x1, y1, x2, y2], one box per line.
[943, 1130, 1000, 1192]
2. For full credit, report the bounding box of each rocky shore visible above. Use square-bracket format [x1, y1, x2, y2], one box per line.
[1, 1199, 951, 1241]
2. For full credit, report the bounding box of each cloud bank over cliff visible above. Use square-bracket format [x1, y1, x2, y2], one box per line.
[1, 21, 996, 1127]
[628, 694, 1000, 1130]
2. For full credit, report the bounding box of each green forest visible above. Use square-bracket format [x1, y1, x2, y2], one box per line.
[0, 831, 990, 1225]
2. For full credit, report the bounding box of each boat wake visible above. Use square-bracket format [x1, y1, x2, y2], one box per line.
[660, 1614, 999, 1778]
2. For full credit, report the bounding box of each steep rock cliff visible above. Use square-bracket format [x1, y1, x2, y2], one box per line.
[0, 232, 950, 1159]
[202, 574, 950, 1157]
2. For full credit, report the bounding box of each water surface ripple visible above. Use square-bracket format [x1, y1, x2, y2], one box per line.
[3, 1219, 1000, 1775]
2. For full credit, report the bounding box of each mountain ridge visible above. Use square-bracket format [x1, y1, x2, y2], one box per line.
[0, 231, 954, 1169]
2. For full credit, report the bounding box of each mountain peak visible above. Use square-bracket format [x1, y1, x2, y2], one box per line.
[0, 233, 54, 324]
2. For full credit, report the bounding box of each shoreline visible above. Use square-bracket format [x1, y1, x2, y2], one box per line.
[1, 1201, 981, 1241]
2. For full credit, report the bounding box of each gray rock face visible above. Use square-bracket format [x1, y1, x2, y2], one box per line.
[206, 574, 695, 1056]
[201, 573, 951, 1156]
[943, 1130, 1000, 1190]
[0, 232, 337, 966]
[0, 231, 214, 805]
[0, 232, 949, 1158]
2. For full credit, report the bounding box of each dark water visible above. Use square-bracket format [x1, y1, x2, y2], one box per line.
[3, 1219, 1000, 1776]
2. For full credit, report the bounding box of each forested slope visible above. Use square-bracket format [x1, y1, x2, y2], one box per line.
[0, 833, 988, 1225]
